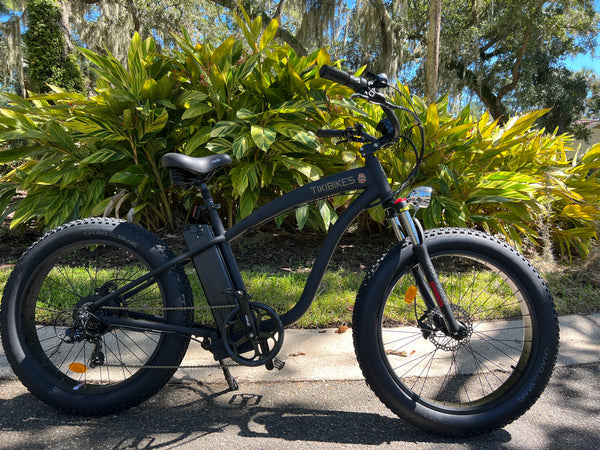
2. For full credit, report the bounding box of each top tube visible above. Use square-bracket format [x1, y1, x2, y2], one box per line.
[226, 166, 372, 241]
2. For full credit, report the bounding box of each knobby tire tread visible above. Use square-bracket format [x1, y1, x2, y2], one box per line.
[353, 228, 559, 436]
[1, 218, 194, 416]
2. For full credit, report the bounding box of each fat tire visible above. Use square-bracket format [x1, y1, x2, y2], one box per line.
[353, 228, 559, 435]
[1, 218, 193, 415]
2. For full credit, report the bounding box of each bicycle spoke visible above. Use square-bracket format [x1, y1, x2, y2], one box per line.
[378, 251, 539, 411]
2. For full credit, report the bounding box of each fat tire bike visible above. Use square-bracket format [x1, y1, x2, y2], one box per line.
[0, 65, 559, 435]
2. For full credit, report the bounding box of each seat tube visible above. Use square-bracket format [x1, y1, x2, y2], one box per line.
[198, 183, 246, 292]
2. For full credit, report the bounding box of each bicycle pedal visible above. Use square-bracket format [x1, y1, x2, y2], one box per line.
[266, 357, 285, 371]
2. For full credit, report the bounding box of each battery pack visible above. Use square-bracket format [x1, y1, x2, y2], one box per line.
[182, 224, 236, 327]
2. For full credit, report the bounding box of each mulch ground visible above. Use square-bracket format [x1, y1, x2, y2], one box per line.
[0, 225, 394, 273]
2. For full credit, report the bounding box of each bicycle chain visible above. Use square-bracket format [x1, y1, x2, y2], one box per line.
[85, 304, 240, 370]
[98, 304, 238, 311]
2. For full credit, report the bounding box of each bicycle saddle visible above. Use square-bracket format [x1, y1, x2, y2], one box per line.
[162, 153, 232, 176]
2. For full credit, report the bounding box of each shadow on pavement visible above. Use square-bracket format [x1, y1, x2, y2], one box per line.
[1, 363, 599, 449]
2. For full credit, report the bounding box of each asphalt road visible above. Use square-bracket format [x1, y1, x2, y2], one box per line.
[0, 362, 598, 449]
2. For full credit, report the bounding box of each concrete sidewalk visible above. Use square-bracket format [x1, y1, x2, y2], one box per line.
[1, 314, 599, 384]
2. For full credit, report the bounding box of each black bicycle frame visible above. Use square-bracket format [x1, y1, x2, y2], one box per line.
[90, 154, 393, 337]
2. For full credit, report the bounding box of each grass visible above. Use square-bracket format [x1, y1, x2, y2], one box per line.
[1, 256, 598, 329]
[175, 266, 364, 328]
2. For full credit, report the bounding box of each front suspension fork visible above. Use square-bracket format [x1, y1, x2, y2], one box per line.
[389, 201, 467, 338]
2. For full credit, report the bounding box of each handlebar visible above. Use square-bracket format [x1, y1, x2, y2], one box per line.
[319, 64, 401, 147]
[318, 65, 425, 194]
[319, 65, 369, 93]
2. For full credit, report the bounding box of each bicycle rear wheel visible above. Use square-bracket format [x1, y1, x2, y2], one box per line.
[353, 228, 559, 435]
[1, 218, 193, 415]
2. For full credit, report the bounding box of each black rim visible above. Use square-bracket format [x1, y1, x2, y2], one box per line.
[377, 252, 535, 414]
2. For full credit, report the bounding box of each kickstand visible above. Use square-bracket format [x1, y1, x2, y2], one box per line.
[220, 360, 239, 391]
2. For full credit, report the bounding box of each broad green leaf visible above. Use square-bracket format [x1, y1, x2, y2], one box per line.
[141, 78, 159, 99]
[0, 108, 38, 129]
[237, 109, 258, 120]
[342, 151, 356, 164]
[484, 171, 538, 184]
[234, 12, 259, 53]
[239, 189, 259, 218]
[185, 127, 212, 154]
[212, 121, 243, 137]
[295, 204, 309, 230]
[560, 204, 599, 221]
[109, 166, 148, 185]
[233, 135, 251, 158]
[205, 138, 232, 154]
[157, 77, 174, 98]
[178, 91, 209, 107]
[434, 123, 473, 140]
[0, 146, 47, 163]
[140, 110, 168, 140]
[91, 197, 112, 216]
[467, 194, 531, 203]
[182, 103, 211, 120]
[260, 19, 279, 51]
[0, 129, 48, 141]
[368, 205, 385, 223]
[46, 121, 77, 152]
[212, 37, 235, 64]
[80, 148, 128, 164]
[272, 122, 317, 146]
[426, 102, 439, 134]
[318, 200, 332, 230]
[251, 125, 276, 151]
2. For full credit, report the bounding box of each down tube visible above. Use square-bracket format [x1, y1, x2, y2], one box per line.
[280, 189, 379, 326]
[226, 176, 380, 327]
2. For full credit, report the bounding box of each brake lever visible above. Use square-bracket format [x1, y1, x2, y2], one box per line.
[366, 72, 390, 89]
[350, 93, 370, 101]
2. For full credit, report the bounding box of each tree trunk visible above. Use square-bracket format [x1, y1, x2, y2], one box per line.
[6, 15, 27, 97]
[425, 0, 442, 104]
[56, 0, 74, 54]
[125, 0, 142, 34]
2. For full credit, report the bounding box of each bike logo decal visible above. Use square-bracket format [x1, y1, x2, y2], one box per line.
[358, 173, 367, 184]
[309, 175, 357, 194]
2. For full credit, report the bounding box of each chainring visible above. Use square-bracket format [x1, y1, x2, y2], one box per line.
[222, 302, 284, 367]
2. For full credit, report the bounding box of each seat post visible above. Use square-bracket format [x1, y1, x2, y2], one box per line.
[198, 182, 226, 236]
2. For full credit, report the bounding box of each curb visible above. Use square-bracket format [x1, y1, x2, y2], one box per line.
[1, 314, 599, 384]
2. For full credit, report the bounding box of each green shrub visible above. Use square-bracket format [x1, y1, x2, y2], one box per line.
[336, 87, 600, 258]
[0, 12, 351, 232]
[167, 11, 354, 229]
[24, 0, 83, 93]
[0, 9, 598, 259]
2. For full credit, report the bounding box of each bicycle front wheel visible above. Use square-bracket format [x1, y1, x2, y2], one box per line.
[353, 228, 559, 435]
[1, 218, 193, 415]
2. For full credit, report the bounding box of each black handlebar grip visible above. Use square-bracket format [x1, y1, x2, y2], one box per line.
[319, 65, 369, 92]
[317, 129, 348, 138]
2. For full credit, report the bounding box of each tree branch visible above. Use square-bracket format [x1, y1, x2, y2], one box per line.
[449, 59, 505, 121]
[207, 0, 307, 56]
[274, 0, 285, 19]
[497, 25, 531, 101]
